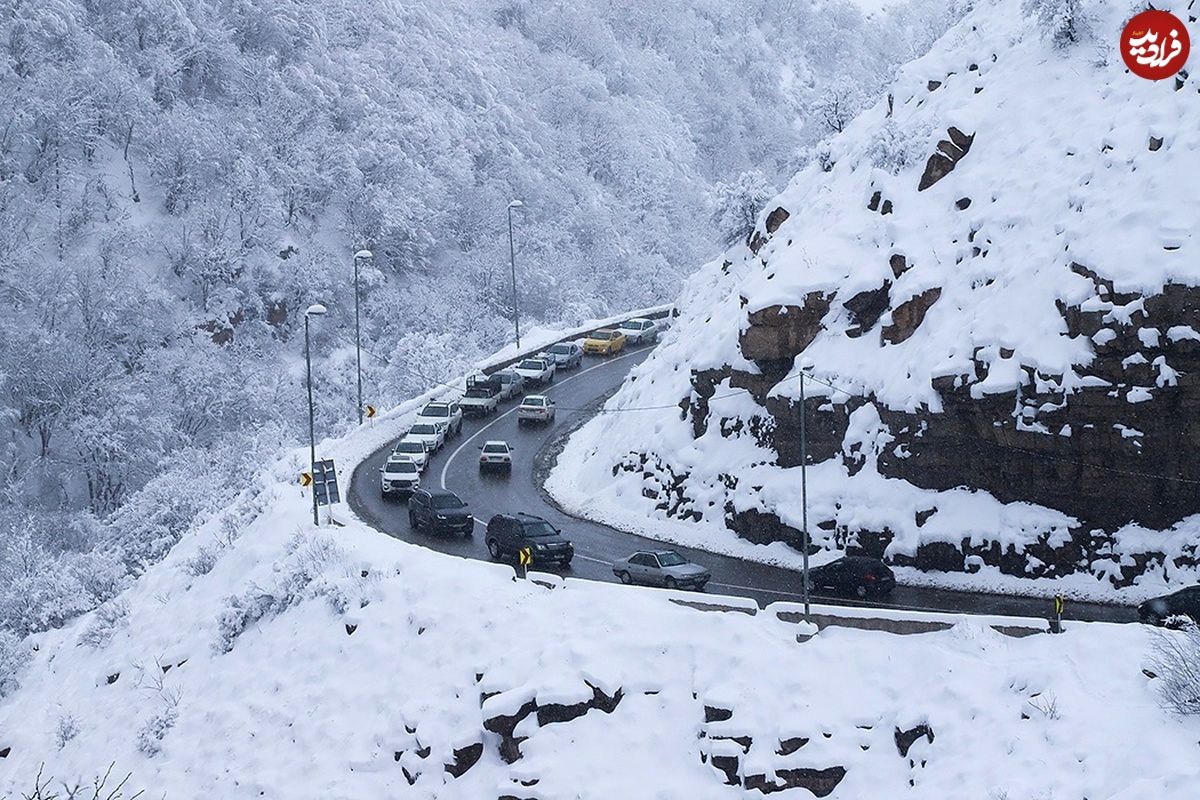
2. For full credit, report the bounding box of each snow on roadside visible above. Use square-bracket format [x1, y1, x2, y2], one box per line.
[1, 313, 1198, 798]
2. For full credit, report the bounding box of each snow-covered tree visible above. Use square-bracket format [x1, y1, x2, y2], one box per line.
[1024, 0, 1087, 48]
[711, 171, 776, 248]
[0, 0, 965, 640]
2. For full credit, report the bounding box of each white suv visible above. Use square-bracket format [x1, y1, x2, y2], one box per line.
[415, 401, 463, 438]
[380, 456, 420, 497]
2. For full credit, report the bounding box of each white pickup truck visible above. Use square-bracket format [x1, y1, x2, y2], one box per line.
[513, 357, 556, 386]
[459, 385, 499, 417]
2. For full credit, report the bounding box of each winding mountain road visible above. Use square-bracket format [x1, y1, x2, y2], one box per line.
[349, 345, 1137, 624]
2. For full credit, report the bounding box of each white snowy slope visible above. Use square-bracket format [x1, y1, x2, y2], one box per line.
[0, 384, 1198, 799]
[549, 0, 1200, 602]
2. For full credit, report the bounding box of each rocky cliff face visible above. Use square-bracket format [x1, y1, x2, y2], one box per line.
[557, 0, 1200, 594]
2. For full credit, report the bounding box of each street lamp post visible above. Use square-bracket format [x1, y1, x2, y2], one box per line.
[352, 249, 372, 425]
[799, 369, 811, 622]
[305, 303, 328, 527]
[507, 200, 523, 349]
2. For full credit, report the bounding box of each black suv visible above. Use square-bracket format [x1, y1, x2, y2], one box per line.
[1139, 585, 1200, 626]
[485, 513, 573, 566]
[408, 489, 472, 535]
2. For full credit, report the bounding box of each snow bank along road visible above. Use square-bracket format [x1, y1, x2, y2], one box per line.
[348, 345, 1136, 623]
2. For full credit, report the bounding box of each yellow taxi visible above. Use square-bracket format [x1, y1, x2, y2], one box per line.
[582, 328, 627, 355]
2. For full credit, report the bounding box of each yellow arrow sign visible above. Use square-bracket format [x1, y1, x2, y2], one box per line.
[300, 472, 312, 487]
[518, 547, 532, 567]
[1054, 595, 1065, 616]
[366, 405, 377, 419]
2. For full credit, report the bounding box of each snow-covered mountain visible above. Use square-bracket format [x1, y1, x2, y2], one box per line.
[550, 0, 1200, 599]
[1, 355, 1195, 799]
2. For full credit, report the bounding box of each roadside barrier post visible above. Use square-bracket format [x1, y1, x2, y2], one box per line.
[1052, 594, 1065, 633]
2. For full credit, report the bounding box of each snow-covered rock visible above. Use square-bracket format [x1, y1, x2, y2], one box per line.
[550, 0, 1200, 598]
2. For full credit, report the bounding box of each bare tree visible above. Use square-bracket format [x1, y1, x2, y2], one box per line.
[22, 763, 144, 800]
[1148, 623, 1200, 715]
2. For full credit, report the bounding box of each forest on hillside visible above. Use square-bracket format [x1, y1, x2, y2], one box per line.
[0, 0, 967, 650]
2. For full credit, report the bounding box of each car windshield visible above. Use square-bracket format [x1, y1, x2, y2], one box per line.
[548, 344, 571, 354]
[385, 461, 417, 474]
[657, 552, 686, 567]
[410, 424, 436, 435]
[483, 444, 508, 454]
[518, 360, 543, 370]
[522, 521, 558, 537]
[432, 495, 464, 510]
[523, 398, 544, 407]
[592, 331, 612, 340]
[395, 442, 424, 453]
[497, 372, 514, 382]
[421, 405, 449, 417]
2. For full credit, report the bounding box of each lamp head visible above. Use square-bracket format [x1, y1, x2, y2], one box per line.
[306, 304, 328, 317]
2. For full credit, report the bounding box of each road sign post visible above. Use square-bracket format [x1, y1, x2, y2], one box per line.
[1053, 594, 1065, 633]
[312, 459, 340, 508]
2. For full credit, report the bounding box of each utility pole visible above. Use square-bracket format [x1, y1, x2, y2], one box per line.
[352, 249, 372, 425]
[800, 370, 811, 622]
[507, 200, 523, 349]
[305, 304, 327, 526]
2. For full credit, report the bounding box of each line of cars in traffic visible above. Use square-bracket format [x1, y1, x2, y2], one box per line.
[370, 315, 919, 597]
[379, 317, 662, 498]
[368, 317, 931, 601]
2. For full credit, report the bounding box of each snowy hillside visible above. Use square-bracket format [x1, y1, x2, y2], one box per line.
[549, 0, 1200, 600]
[1, 378, 1197, 799]
[0, 0, 973, 675]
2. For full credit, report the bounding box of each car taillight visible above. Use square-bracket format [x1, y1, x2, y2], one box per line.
[864, 573, 876, 582]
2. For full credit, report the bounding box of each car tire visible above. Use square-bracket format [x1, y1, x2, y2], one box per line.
[487, 539, 502, 560]
[409, 510, 419, 529]
[617, 571, 632, 585]
[664, 577, 678, 590]
[561, 557, 572, 568]
[855, 585, 868, 599]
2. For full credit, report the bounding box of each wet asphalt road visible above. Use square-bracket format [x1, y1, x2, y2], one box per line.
[348, 345, 1138, 624]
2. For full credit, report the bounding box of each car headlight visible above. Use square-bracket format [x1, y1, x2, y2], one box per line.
[436, 514, 446, 521]
[535, 543, 547, 551]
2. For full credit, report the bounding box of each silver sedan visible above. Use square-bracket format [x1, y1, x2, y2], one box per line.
[612, 550, 710, 591]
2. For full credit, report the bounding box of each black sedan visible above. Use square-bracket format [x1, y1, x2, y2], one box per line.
[1138, 585, 1200, 626]
[806, 556, 895, 598]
